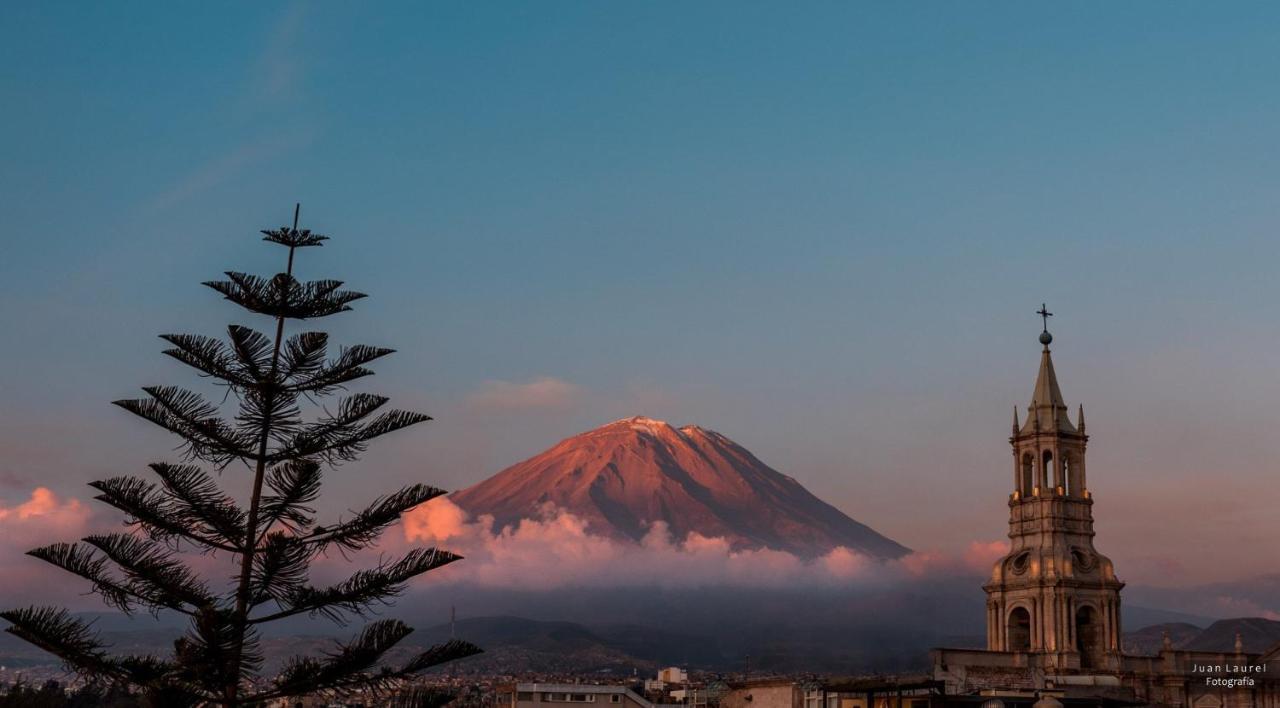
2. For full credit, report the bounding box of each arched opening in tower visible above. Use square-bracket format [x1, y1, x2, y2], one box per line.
[1007, 607, 1031, 652]
[1076, 605, 1100, 669]
[1021, 453, 1034, 497]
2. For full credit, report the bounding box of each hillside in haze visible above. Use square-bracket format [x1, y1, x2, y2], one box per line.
[1121, 618, 1280, 656]
[1121, 623, 1204, 655]
[2, 604, 1246, 676]
[452, 416, 909, 559]
[1183, 618, 1280, 653]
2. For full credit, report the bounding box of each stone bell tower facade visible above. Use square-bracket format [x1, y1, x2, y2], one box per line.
[984, 311, 1124, 671]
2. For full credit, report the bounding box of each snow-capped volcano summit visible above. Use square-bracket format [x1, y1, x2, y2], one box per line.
[451, 416, 909, 559]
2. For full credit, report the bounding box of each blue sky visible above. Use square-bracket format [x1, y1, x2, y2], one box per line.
[3, 2, 1280, 584]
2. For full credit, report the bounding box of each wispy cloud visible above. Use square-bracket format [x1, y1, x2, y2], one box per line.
[144, 128, 320, 213]
[466, 377, 583, 412]
[251, 1, 308, 104]
[141, 1, 316, 214]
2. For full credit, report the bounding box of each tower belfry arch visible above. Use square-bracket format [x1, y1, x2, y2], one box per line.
[984, 308, 1124, 671]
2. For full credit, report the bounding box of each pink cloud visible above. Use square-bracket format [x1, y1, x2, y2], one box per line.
[399, 498, 989, 590]
[0, 487, 96, 604]
[402, 492, 471, 542]
[963, 540, 1010, 572]
[465, 377, 582, 411]
[0, 487, 1004, 603]
[893, 540, 1008, 578]
[0, 487, 89, 526]
[899, 549, 951, 577]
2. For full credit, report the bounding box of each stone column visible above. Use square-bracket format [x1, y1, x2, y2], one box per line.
[987, 604, 995, 650]
[1048, 592, 1058, 652]
[1111, 599, 1121, 650]
[1003, 603, 1010, 651]
[1053, 442, 1063, 490]
[1031, 598, 1039, 649]
[1067, 597, 1074, 648]
[1115, 599, 1123, 649]
[1059, 594, 1068, 654]
[1102, 598, 1112, 653]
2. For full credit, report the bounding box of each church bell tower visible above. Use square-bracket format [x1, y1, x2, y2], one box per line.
[984, 307, 1124, 671]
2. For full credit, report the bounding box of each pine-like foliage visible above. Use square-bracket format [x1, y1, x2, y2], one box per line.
[2, 207, 481, 705]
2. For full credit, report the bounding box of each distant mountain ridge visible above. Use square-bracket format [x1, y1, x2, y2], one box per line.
[7, 610, 1278, 675]
[1184, 618, 1280, 653]
[1122, 622, 1203, 655]
[1123, 618, 1280, 655]
[451, 416, 909, 559]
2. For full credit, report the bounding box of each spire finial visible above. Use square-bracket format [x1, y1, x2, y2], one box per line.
[1037, 303, 1054, 347]
[1013, 406, 1020, 435]
[1078, 404, 1085, 433]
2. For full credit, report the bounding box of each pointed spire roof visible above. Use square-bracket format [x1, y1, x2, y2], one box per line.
[1031, 347, 1067, 411]
[1018, 314, 1079, 436]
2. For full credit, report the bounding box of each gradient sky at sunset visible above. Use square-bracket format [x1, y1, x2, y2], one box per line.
[4, 2, 1280, 589]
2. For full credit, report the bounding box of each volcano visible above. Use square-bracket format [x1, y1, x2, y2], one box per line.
[451, 416, 909, 559]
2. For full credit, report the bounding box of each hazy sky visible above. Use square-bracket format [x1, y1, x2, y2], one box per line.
[4, 2, 1280, 589]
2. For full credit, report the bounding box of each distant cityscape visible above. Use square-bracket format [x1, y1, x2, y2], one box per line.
[6, 329, 1280, 707]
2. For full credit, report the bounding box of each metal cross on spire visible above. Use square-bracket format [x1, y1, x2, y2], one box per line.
[1037, 303, 1053, 333]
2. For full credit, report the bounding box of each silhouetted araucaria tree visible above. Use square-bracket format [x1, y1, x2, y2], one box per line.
[2, 206, 480, 706]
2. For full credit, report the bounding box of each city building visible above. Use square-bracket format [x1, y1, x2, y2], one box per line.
[496, 683, 682, 708]
[931, 316, 1280, 708]
[662, 668, 690, 685]
[722, 678, 806, 708]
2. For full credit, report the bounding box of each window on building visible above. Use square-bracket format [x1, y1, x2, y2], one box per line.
[1008, 606, 1032, 652]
